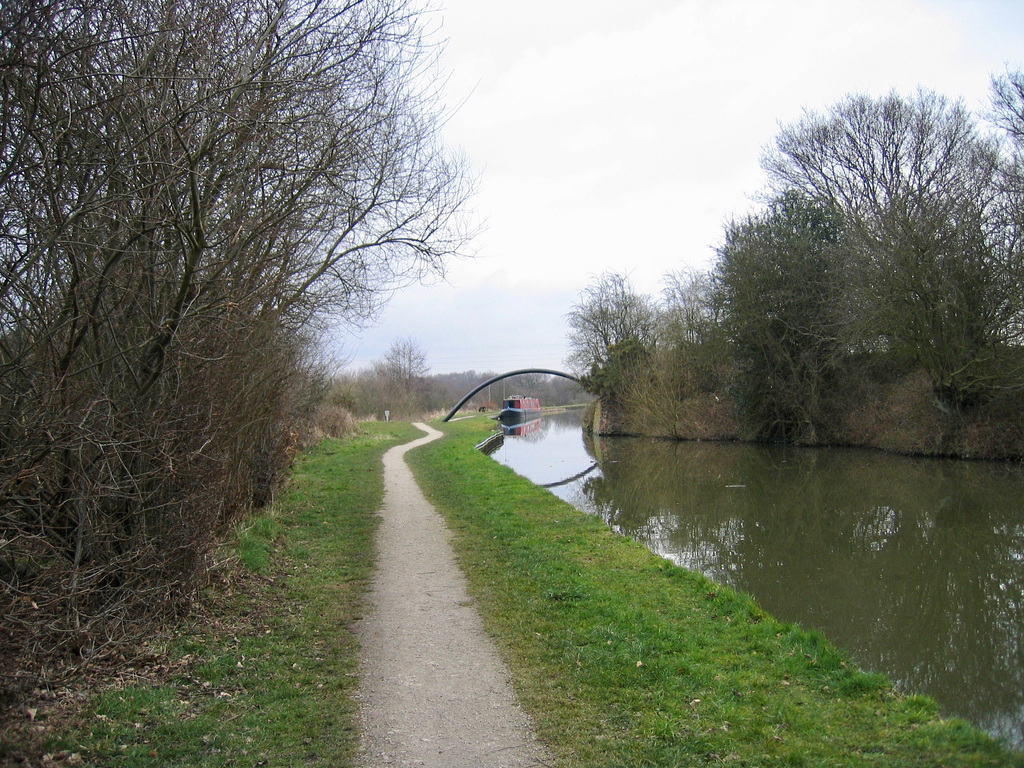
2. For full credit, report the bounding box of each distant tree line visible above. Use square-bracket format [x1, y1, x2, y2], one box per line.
[570, 75, 1024, 459]
[334, 337, 590, 420]
[0, 0, 472, 686]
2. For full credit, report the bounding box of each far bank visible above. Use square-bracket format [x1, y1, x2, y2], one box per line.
[582, 367, 1024, 461]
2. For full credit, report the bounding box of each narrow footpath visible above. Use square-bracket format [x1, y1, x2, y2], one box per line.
[354, 423, 552, 768]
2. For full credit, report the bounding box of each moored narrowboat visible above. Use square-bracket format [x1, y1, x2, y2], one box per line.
[499, 395, 540, 422]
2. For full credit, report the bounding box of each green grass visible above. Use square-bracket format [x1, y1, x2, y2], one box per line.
[233, 514, 281, 572]
[406, 416, 1024, 767]
[46, 416, 1023, 767]
[51, 421, 420, 767]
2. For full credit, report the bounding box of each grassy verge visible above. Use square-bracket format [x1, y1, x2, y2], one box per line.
[37, 421, 420, 768]
[28, 416, 1022, 767]
[406, 416, 1024, 767]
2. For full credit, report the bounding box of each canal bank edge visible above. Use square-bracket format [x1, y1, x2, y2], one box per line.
[582, 386, 1024, 461]
[406, 415, 1024, 767]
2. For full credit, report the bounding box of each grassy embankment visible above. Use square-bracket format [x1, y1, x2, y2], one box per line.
[31, 422, 421, 767]
[408, 416, 1023, 767]
[39, 416, 1022, 767]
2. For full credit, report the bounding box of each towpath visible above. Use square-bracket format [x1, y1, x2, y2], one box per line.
[354, 423, 552, 767]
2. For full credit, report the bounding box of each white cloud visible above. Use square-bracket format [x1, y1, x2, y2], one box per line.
[337, 0, 1024, 374]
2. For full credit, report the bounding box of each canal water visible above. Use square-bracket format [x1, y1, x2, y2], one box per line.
[488, 408, 1024, 750]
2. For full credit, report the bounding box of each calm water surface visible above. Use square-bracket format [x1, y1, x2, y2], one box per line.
[489, 409, 1024, 750]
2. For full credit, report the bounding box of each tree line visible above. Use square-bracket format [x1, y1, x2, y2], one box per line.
[331, 337, 590, 421]
[0, 0, 472, 688]
[569, 75, 1024, 459]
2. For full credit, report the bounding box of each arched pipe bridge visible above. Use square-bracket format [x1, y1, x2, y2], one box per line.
[442, 368, 581, 422]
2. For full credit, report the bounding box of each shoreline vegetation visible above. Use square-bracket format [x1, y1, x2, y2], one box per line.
[582, 375, 1024, 462]
[564, 84, 1024, 465]
[11, 416, 1022, 766]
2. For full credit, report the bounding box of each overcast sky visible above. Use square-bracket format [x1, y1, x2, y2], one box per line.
[335, 0, 1024, 375]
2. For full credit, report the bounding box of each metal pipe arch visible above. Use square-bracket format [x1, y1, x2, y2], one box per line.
[442, 368, 581, 422]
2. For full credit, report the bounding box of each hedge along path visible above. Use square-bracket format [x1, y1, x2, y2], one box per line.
[354, 422, 552, 767]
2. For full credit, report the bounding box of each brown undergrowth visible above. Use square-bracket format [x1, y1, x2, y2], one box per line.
[2, 424, 409, 768]
[0, 557, 273, 767]
[595, 369, 1024, 461]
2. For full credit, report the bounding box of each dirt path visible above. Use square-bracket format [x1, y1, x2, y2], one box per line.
[354, 423, 552, 767]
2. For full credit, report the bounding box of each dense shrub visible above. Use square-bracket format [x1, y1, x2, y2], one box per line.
[0, 0, 469, 695]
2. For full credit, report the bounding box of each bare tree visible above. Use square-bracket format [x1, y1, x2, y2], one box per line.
[991, 69, 1024, 146]
[381, 336, 431, 389]
[565, 271, 659, 376]
[370, 336, 430, 418]
[0, 0, 471, 683]
[658, 267, 730, 397]
[764, 90, 1017, 410]
[660, 268, 721, 348]
[989, 69, 1024, 345]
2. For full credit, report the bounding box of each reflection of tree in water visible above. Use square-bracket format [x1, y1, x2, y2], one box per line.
[578, 438, 1024, 748]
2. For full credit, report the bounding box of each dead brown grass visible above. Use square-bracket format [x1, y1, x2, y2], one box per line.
[600, 367, 1023, 461]
[0, 557, 272, 768]
[672, 393, 741, 440]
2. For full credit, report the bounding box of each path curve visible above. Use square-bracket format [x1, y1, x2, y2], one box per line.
[355, 423, 552, 767]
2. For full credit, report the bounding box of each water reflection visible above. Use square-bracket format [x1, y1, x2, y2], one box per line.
[490, 410, 1024, 750]
[501, 417, 541, 437]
